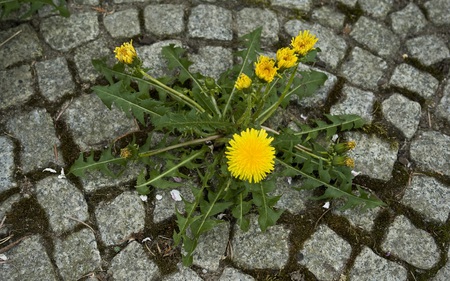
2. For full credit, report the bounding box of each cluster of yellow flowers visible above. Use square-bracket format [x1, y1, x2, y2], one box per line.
[235, 30, 318, 90]
[114, 40, 137, 64]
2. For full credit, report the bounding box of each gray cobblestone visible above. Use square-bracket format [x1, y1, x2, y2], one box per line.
[390, 3, 427, 39]
[35, 176, 89, 234]
[193, 222, 230, 271]
[389, 63, 439, 99]
[311, 6, 345, 30]
[235, 8, 279, 46]
[136, 40, 183, 78]
[381, 93, 421, 139]
[381, 215, 439, 269]
[0, 24, 42, 69]
[410, 131, 450, 177]
[0, 65, 33, 110]
[219, 267, 255, 281]
[6, 108, 63, 173]
[0, 137, 16, 192]
[54, 229, 101, 281]
[189, 46, 233, 80]
[188, 4, 232, 41]
[358, 0, 393, 18]
[330, 84, 376, 123]
[74, 38, 112, 83]
[144, 4, 185, 36]
[406, 35, 450, 67]
[433, 247, 450, 280]
[298, 224, 351, 280]
[271, 0, 312, 12]
[40, 12, 99, 51]
[333, 202, 381, 233]
[162, 263, 203, 281]
[340, 47, 388, 91]
[103, 9, 141, 39]
[436, 80, 450, 123]
[424, 0, 450, 25]
[350, 16, 399, 59]
[35, 57, 75, 102]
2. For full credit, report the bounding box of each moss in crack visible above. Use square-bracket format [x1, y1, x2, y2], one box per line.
[5, 196, 49, 237]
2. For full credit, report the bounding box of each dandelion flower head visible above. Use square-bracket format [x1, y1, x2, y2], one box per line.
[254, 55, 278, 83]
[226, 128, 276, 183]
[291, 30, 318, 56]
[235, 73, 252, 90]
[114, 40, 137, 64]
[276, 47, 298, 69]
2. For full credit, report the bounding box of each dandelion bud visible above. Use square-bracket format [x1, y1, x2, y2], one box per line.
[120, 147, 133, 159]
[235, 73, 252, 90]
[332, 156, 355, 168]
[333, 141, 356, 154]
[205, 77, 216, 90]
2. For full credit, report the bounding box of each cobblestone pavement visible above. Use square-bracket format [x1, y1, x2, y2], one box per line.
[1, 0, 449, 280]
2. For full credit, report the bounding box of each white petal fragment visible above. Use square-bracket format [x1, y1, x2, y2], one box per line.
[170, 189, 182, 201]
[43, 168, 57, 173]
[322, 202, 330, 209]
[58, 168, 66, 179]
[140, 195, 148, 202]
[155, 194, 163, 201]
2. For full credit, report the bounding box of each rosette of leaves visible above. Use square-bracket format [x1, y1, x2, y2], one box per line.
[1, 0, 69, 18]
[70, 27, 385, 265]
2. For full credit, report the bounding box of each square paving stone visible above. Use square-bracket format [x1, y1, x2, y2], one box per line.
[0, 65, 34, 110]
[188, 4, 232, 41]
[350, 16, 399, 59]
[0, 24, 42, 69]
[235, 8, 279, 46]
[406, 35, 450, 67]
[40, 12, 99, 51]
[74, 38, 112, 83]
[389, 63, 439, 99]
[311, 6, 345, 30]
[424, 0, 450, 25]
[0, 235, 58, 281]
[410, 131, 450, 177]
[144, 4, 185, 36]
[54, 229, 102, 281]
[271, 0, 312, 12]
[381, 93, 421, 139]
[390, 3, 427, 39]
[436, 80, 450, 123]
[189, 46, 233, 80]
[103, 8, 141, 38]
[136, 40, 183, 78]
[193, 222, 230, 271]
[35, 57, 75, 102]
[340, 47, 388, 91]
[330, 84, 375, 123]
[358, 0, 393, 18]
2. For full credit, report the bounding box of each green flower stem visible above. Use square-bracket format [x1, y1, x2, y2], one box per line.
[255, 66, 298, 125]
[139, 69, 206, 113]
[135, 149, 207, 188]
[138, 134, 222, 158]
[252, 79, 278, 121]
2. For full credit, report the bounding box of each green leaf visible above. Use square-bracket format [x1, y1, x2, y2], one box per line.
[231, 193, 251, 232]
[69, 148, 127, 178]
[251, 181, 283, 232]
[288, 70, 328, 100]
[92, 82, 165, 125]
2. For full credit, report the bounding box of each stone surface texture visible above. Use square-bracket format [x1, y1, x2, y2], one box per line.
[1, 1, 450, 280]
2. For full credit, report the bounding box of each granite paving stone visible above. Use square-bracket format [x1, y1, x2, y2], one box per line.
[153, 185, 195, 223]
[74, 0, 99, 5]
[406, 35, 450, 67]
[295, 65, 338, 107]
[401, 175, 450, 223]
[271, 0, 312, 12]
[349, 246, 407, 281]
[40, 12, 99, 51]
[346, 131, 398, 181]
[35, 57, 75, 102]
[410, 131, 450, 177]
[337, 0, 357, 8]
[390, 3, 427, 39]
[161, 263, 203, 281]
[311, 6, 345, 30]
[358, 0, 393, 18]
[381, 215, 439, 269]
[436, 80, 450, 123]
[73, 38, 112, 82]
[103, 8, 141, 39]
[189, 46, 233, 80]
[272, 177, 310, 214]
[219, 267, 255, 281]
[136, 40, 183, 78]
[193, 222, 230, 271]
[285, 20, 347, 69]
[108, 241, 160, 281]
[298, 224, 351, 280]
[95, 191, 145, 246]
[0, 24, 42, 69]
[330, 84, 376, 123]
[389, 63, 439, 99]
[35, 176, 89, 234]
[232, 214, 290, 269]
[62, 94, 139, 151]
[0, 65, 34, 110]
[188, 4, 232, 41]
[381, 93, 421, 139]
[54, 228, 102, 281]
[0, 235, 58, 281]
[340, 47, 388, 90]
[235, 8, 279, 46]
[350, 16, 400, 59]
[6, 108, 63, 173]
[144, 4, 185, 36]
[424, 0, 450, 25]
[0, 137, 16, 192]
[113, 0, 146, 3]
[333, 202, 381, 232]
[432, 247, 450, 281]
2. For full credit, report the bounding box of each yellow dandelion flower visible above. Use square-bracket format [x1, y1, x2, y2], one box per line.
[254, 55, 278, 83]
[235, 73, 252, 90]
[276, 47, 298, 69]
[120, 147, 132, 158]
[226, 128, 276, 183]
[291, 30, 318, 56]
[344, 158, 355, 168]
[114, 40, 137, 64]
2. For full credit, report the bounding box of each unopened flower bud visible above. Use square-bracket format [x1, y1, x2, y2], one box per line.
[333, 141, 356, 154]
